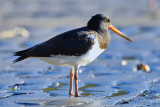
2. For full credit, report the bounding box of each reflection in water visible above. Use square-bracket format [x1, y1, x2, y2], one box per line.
[17, 102, 40, 106]
[40, 98, 88, 106]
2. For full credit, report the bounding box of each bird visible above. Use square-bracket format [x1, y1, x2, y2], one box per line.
[13, 14, 133, 97]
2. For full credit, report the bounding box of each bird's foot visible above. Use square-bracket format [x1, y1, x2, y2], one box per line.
[75, 94, 81, 97]
[69, 92, 75, 96]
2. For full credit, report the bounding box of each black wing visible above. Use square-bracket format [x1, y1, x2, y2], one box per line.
[13, 27, 95, 63]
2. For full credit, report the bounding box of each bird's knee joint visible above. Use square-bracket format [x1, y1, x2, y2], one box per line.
[70, 72, 74, 77]
[74, 74, 78, 80]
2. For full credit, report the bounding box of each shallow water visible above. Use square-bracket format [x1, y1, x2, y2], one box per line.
[0, 0, 160, 106]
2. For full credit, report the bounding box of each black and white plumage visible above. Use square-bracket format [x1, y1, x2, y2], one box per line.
[13, 14, 133, 97]
[14, 28, 94, 63]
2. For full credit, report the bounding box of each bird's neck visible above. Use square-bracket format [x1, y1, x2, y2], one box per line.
[97, 29, 108, 36]
[92, 29, 111, 49]
[102, 30, 111, 46]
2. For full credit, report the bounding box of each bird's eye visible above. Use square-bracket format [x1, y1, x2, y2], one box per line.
[103, 18, 110, 22]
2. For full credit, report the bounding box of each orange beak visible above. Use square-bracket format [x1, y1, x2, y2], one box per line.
[109, 25, 133, 42]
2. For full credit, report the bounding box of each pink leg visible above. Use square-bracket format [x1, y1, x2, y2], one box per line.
[74, 69, 80, 97]
[69, 68, 74, 96]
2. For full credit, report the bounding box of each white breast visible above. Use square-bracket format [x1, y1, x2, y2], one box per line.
[38, 34, 105, 67]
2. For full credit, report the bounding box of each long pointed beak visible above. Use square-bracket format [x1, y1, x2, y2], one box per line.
[109, 25, 133, 42]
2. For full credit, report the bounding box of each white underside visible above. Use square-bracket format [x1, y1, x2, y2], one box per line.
[35, 38, 105, 67]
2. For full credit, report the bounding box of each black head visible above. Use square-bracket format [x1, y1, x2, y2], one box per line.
[87, 14, 111, 33]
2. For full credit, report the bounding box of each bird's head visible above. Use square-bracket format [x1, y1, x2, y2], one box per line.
[87, 14, 133, 42]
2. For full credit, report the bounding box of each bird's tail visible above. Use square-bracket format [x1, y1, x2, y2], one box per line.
[13, 49, 30, 63]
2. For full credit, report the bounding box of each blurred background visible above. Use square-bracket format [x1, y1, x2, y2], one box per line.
[0, 0, 160, 106]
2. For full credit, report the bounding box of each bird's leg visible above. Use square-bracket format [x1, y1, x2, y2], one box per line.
[74, 69, 80, 97]
[69, 67, 74, 96]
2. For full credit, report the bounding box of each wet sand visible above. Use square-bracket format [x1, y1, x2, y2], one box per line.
[0, 0, 160, 106]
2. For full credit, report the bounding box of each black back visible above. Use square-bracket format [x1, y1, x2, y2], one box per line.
[13, 27, 95, 63]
